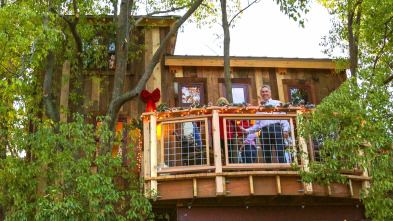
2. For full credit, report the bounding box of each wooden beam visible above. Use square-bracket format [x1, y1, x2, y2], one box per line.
[60, 60, 70, 122]
[150, 115, 158, 198]
[276, 175, 281, 195]
[327, 184, 332, 196]
[212, 110, 224, 195]
[349, 179, 354, 197]
[249, 175, 254, 195]
[193, 178, 197, 197]
[276, 68, 286, 102]
[146, 28, 162, 104]
[297, 111, 313, 194]
[165, 57, 340, 69]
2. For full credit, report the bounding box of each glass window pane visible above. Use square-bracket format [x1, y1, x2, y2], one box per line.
[232, 87, 245, 103]
[290, 88, 309, 104]
[181, 86, 201, 103]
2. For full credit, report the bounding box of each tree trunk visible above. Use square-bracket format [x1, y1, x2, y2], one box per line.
[221, 0, 233, 103]
[347, 0, 362, 83]
[99, 0, 205, 155]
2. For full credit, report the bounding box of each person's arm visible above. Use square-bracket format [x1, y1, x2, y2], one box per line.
[239, 120, 261, 134]
[280, 119, 290, 138]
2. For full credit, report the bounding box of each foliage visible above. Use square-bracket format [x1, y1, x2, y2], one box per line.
[0, 115, 153, 220]
[300, 1, 393, 219]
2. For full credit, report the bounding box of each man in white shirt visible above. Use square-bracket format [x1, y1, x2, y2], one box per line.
[239, 85, 289, 163]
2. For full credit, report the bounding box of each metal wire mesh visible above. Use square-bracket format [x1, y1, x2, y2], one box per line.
[224, 118, 294, 164]
[161, 119, 210, 168]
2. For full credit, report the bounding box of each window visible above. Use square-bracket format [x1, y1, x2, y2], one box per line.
[177, 83, 205, 106]
[222, 83, 249, 103]
[287, 85, 313, 105]
[95, 121, 126, 158]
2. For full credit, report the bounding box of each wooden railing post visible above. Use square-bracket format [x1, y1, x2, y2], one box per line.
[143, 115, 151, 198]
[359, 149, 370, 195]
[296, 110, 313, 194]
[212, 110, 224, 195]
[150, 114, 158, 198]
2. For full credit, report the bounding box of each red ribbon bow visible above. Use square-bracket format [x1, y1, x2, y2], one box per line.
[140, 88, 160, 112]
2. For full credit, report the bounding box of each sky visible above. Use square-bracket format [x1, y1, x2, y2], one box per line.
[174, 0, 336, 58]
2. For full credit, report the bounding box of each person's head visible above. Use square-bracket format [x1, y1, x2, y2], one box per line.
[216, 97, 229, 106]
[259, 85, 271, 101]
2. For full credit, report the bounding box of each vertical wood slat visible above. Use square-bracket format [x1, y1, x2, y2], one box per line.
[254, 68, 263, 105]
[296, 110, 313, 194]
[349, 179, 354, 197]
[212, 110, 224, 195]
[91, 76, 100, 112]
[276, 175, 282, 195]
[308, 136, 315, 162]
[143, 118, 151, 197]
[276, 68, 287, 102]
[161, 122, 165, 171]
[223, 117, 229, 166]
[193, 178, 197, 197]
[289, 118, 298, 165]
[60, 60, 70, 122]
[249, 175, 254, 195]
[205, 118, 210, 166]
[150, 115, 158, 198]
[145, 28, 162, 103]
[291, 111, 313, 194]
[359, 150, 371, 194]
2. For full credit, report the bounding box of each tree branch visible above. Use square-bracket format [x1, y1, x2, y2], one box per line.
[383, 63, 393, 84]
[129, 4, 191, 32]
[229, 0, 260, 25]
[116, 0, 204, 108]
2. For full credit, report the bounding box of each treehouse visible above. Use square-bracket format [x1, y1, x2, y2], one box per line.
[57, 16, 369, 220]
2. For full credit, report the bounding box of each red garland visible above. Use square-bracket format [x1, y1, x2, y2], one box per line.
[140, 88, 160, 112]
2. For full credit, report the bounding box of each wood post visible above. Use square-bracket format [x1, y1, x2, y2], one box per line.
[296, 110, 313, 194]
[193, 178, 197, 197]
[212, 110, 224, 195]
[60, 60, 70, 122]
[276, 175, 281, 195]
[145, 28, 162, 104]
[150, 115, 158, 198]
[276, 68, 287, 102]
[143, 117, 151, 197]
[249, 175, 254, 195]
[360, 150, 371, 195]
[349, 179, 354, 197]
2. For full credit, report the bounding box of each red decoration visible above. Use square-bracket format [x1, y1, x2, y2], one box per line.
[140, 88, 160, 112]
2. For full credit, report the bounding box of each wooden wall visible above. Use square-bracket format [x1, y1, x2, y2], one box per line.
[162, 65, 347, 107]
[59, 26, 174, 122]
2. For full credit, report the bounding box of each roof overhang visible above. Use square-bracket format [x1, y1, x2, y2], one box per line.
[165, 55, 345, 69]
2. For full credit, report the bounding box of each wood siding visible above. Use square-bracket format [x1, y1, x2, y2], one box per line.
[164, 66, 346, 107]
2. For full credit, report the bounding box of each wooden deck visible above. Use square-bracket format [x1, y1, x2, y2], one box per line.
[141, 106, 370, 203]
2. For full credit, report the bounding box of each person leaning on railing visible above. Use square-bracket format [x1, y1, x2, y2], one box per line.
[239, 85, 290, 163]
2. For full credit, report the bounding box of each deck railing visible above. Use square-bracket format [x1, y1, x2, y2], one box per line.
[141, 106, 369, 198]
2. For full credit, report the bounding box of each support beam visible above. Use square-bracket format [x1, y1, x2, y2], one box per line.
[212, 110, 224, 195]
[276, 175, 281, 195]
[146, 28, 162, 104]
[165, 56, 340, 69]
[193, 178, 197, 197]
[143, 118, 151, 197]
[275, 68, 286, 102]
[349, 179, 354, 197]
[60, 60, 70, 122]
[249, 175, 254, 195]
[297, 111, 313, 194]
[150, 115, 158, 198]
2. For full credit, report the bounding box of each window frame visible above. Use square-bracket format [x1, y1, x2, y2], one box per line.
[222, 83, 250, 104]
[286, 85, 313, 104]
[177, 82, 205, 107]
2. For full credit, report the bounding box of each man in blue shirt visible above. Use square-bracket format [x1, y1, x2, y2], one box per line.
[239, 85, 289, 163]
